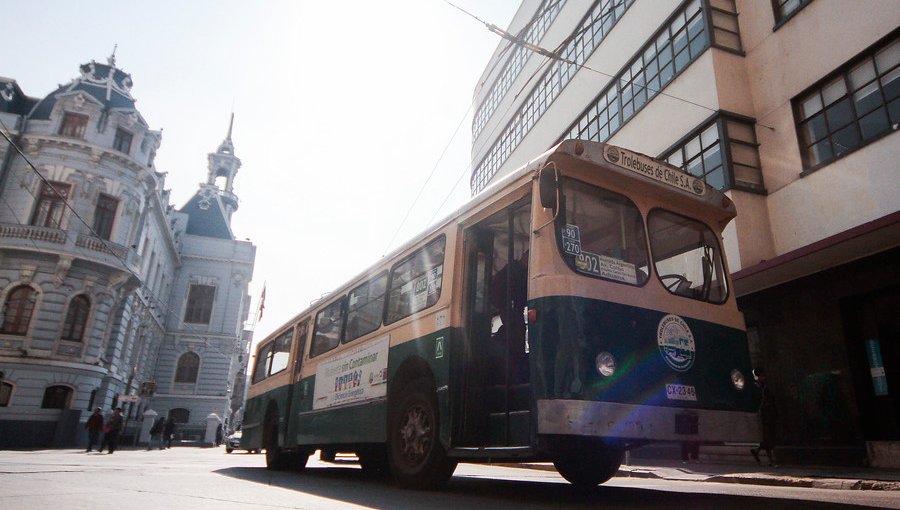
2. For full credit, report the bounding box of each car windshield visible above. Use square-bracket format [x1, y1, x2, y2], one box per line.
[648, 209, 728, 303]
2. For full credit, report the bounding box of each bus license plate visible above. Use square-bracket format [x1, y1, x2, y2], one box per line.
[666, 383, 697, 401]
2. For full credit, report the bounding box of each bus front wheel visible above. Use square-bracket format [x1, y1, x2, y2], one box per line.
[553, 446, 623, 487]
[388, 378, 457, 489]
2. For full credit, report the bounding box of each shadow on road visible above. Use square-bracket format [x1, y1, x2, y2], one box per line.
[214, 465, 867, 509]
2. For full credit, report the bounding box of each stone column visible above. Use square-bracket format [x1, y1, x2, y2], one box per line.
[140, 409, 157, 444]
[205, 413, 221, 446]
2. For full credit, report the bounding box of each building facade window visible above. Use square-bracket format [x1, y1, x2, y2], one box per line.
[772, 0, 813, 25]
[168, 407, 190, 424]
[661, 113, 764, 192]
[92, 194, 118, 240]
[30, 181, 70, 228]
[41, 385, 73, 409]
[1, 285, 37, 335]
[0, 381, 12, 407]
[61, 294, 90, 342]
[59, 112, 88, 138]
[113, 128, 133, 154]
[470, 0, 637, 194]
[794, 34, 899, 170]
[174, 352, 200, 384]
[709, 0, 742, 52]
[183, 284, 215, 324]
[472, 0, 568, 140]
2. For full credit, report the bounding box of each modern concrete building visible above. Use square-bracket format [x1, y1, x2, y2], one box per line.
[471, 0, 899, 466]
[0, 55, 255, 447]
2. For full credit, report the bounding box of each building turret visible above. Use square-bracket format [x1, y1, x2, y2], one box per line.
[206, 114, 241, 221]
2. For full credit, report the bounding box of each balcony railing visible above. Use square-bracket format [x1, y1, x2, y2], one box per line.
[76, 233, 128, 259]
[0, 223, 67, 244]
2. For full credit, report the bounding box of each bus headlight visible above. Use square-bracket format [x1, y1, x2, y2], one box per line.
[731, 369, 746, 390]
[596, 352, 616, 377]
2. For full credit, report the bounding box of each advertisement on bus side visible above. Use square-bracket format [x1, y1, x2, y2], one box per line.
[313, 335, 390, 410]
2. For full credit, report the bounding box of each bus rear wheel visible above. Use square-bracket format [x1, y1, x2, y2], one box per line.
[553, 446, 623, 487]
[265, 415, 287, 471]
[388, 378, 457, 489]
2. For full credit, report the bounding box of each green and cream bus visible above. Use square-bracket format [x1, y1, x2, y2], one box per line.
[241, 139, 758, 489]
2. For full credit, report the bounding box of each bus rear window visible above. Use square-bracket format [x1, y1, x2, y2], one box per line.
[386, 236, 446, 324]
[252, 328, 293, 383]
[556, 179, 649, 286]
[648, 209, 728, 303]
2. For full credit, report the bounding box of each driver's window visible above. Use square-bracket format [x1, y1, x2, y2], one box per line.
[648, 209, 728, 303]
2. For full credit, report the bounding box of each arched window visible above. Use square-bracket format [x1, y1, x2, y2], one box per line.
[61, 295, 90, 341]
[41, 385, 73, 409]
[1, 285, 37, 335]
[174, 352, 200, 383]
[0, 381, 12, 407]
[168, 407, 190, 424]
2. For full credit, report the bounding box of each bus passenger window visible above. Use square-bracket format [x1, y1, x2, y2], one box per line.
[648, 209, 728, 303]
[345, 272, 387, 342]
[311, 298, 346, 357]
[556, 179, 649, 286]
[269, 330, 292, 375]
[386, 236, 446, 324]
[252, 343, 273, 384]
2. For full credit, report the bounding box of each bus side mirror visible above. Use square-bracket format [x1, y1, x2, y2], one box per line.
[539, 166, 558, 209]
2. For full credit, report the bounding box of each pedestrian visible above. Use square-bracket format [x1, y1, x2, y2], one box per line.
[680, 441, 699, 464]
[147, 416, 165, 450]
[105, 407, 124, 454]
[750, 367, 778, 467]
[84, 407, 104, 452]
[215, 423, 223, 447]
[98, 407, 114, 452]
[163, 416, 176, 449]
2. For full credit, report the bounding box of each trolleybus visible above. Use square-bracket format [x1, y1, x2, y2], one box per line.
[241, 139, 758, 488]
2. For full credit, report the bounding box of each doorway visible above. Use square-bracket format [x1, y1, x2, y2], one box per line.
[460, 198, 532, 446]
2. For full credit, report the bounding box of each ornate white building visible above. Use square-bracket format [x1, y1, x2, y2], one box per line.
[0, 55, 255, 446]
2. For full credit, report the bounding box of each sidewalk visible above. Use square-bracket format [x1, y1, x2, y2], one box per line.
[517, 458, 900, 491]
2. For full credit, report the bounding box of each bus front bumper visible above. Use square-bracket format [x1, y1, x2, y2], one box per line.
[537, 399, 759, 443]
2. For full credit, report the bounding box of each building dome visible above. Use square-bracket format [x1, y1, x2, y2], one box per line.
[29, 57, 137, 120]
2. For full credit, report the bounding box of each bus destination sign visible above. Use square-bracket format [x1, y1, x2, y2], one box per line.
[602, 145, 705, 196]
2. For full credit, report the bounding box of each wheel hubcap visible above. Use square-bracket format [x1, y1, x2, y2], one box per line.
[399, 404, 430, 464]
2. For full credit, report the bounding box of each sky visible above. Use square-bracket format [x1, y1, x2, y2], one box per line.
[3, 0, 520, 341]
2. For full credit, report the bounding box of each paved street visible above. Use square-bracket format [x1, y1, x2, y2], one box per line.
[1, 448, 898, 509]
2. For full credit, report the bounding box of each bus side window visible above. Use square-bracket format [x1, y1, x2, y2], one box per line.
[385, 236, 446, 324]
[345, 272, 387, 343]
[269, 330, 292, 375]
[311, 298, 346, 357]
[252, 342, 273, 384]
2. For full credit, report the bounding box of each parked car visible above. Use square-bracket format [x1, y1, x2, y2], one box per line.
[225, 431, 247, 453]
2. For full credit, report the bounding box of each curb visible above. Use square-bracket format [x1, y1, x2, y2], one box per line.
[509, 463, 900, 491]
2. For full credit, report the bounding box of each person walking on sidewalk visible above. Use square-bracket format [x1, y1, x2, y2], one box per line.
[163, 416, 176, 449]
[147, 416, 165, 450]
[105, 407, 124, 454]
[750, 367, 778, 466]
[84, 407, 104, 452]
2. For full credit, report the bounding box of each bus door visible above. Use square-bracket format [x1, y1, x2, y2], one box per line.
[460, 198, 532, 446]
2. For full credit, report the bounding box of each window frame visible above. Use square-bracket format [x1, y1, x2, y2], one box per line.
[310, 296, 347, 358]
[174, 351, 201, 384]
[59, 112, 88, 138]
[647, 207, 730, 304]
[0, 381, 12, 407]
[183, 283, 216, 325]
[344, 271, 388, 343]
[41, 385, 73, 409]
[61, 294, 91, 342]
[384, 235, 447, 325]
[793, 31, 900, 173]
[113, 128, 133, 154]
[0, 285, 37, 336]
[93, 193, 119, 240]
[30, 181, 71, 229]
[771, 0, 813, 29]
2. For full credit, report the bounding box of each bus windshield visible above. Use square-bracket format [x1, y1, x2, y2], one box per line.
[557, 178, 650, 286]
[648, 209, 728, 303]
